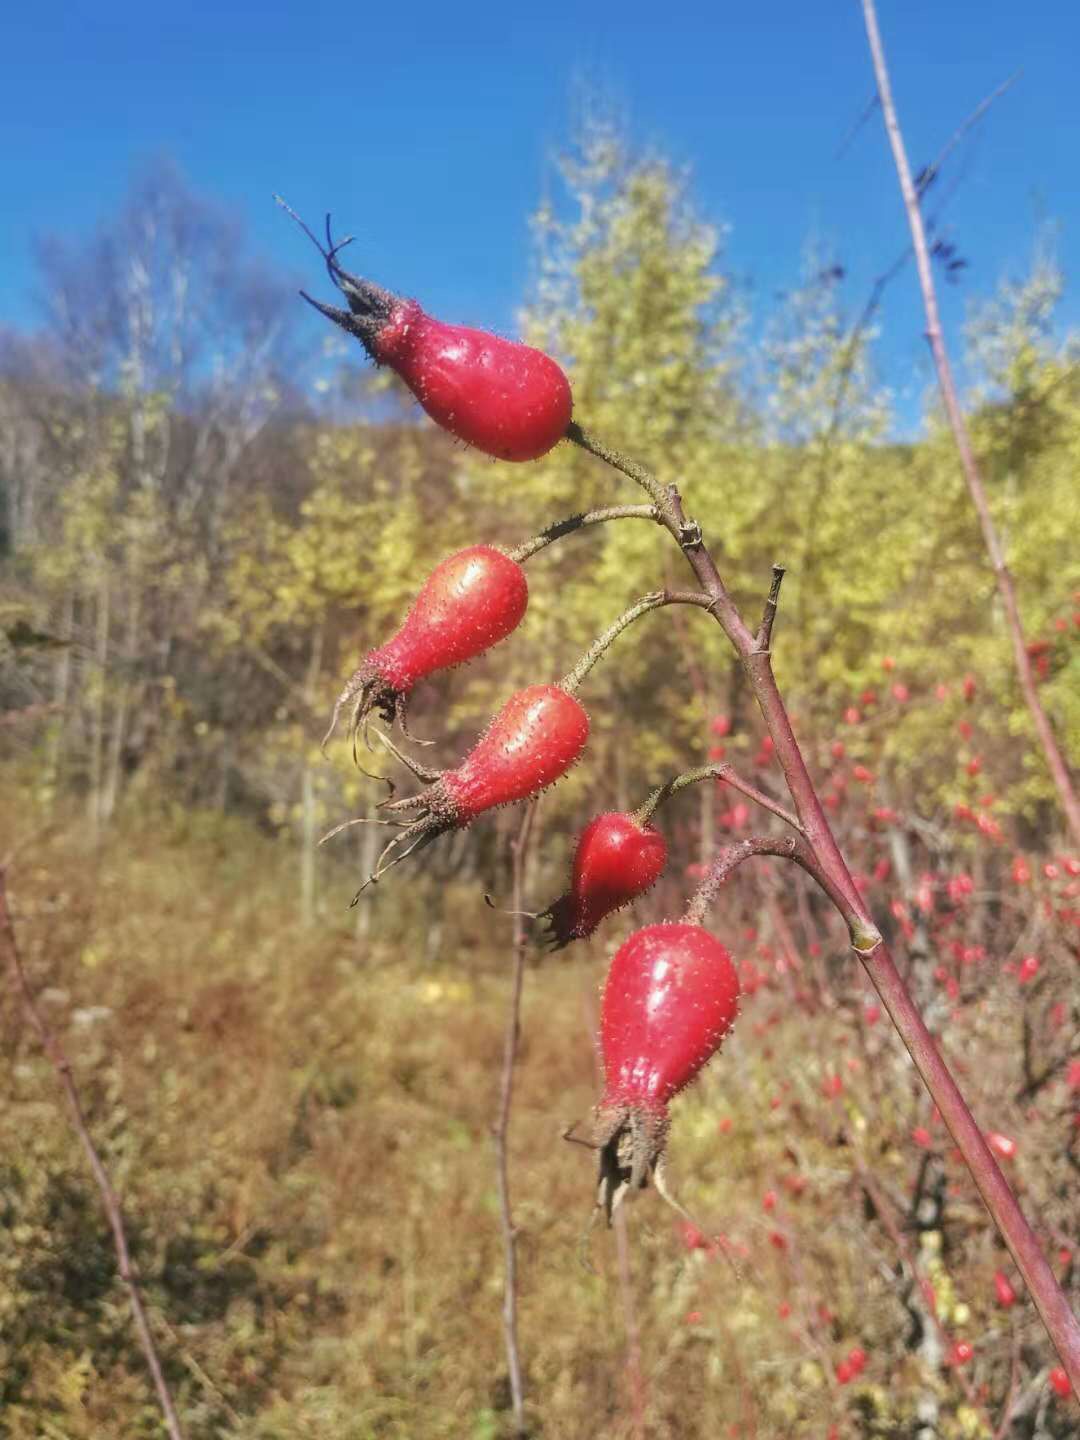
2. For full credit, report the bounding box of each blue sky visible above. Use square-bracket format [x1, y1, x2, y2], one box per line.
[3, 1, 1077, 426]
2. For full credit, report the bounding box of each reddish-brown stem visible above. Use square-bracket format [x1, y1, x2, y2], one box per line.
[491, 801, 538, 1437]
[567, 437, 1080, 1387]
[0, 870, 186, 1440]
[634, 763, 802, 835]
[859, 0, 1080, 849]
[684, 834, 855, 932]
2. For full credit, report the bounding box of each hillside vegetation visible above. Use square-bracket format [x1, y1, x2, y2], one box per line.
[1, 137, 1078, 1436]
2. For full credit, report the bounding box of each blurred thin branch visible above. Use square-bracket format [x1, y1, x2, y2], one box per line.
[0, 862, 187, 1439]
[492, 799, 539, 1437]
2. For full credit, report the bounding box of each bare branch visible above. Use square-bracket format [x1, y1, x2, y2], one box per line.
[0, 869, 187, 1440]
[860, 0, 1080, 849]
[491, 801, 539, 1437]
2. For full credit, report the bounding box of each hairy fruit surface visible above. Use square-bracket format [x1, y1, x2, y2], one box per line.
[593, 923, 739, 1219]
[374, 301, 573, 462]
[324, 545, 528, 752]
[541, 811, 667, 948]
[441, 684, 589, 819]
[304, 260, 572, 461]
[347, 686, 590, 897]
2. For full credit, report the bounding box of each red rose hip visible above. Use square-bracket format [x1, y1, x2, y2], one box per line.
[324, 545, 528, 752]
[592, 923, 739, 1218]
[441, 684, 589, 818]
[282, 203, 573, 462]
[372, 300, 572, 462]
[540, 811, 667, 948]
[336, 684, 590, 899]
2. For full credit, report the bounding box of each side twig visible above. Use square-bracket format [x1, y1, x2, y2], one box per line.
[683, 834, 857, 930]
[559, 590, 714, 694]
[508, 504, 660, 562]
[635, 762, 803, 836]
[491, 801, 539, 1437]
[860, 0, 1080, 848]
[0, 868, 186, 1440]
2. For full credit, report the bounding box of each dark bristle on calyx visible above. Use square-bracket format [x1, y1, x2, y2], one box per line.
[299, 285, 392, 357]
[536, 893, 580, 952]
[275, 197, 398, 354]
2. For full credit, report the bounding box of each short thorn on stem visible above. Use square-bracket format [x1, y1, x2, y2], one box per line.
[755, 565, 786, 653]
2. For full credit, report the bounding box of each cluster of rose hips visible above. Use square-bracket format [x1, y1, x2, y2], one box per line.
[283, 209, 1080, 1406]
[286, 209, 741, 1217]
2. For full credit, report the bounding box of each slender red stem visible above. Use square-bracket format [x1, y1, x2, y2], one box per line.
[859, 0, 1080, 848]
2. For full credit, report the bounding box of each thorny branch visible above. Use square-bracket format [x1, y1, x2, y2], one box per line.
[566, 380, 1080, 1386]
[0, 866, 187, 1440]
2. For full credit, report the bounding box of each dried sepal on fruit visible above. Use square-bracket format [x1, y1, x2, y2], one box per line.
[323, 544, 528, 757]
[593, 923, 739, 1221]
[325, 684, 589, 901]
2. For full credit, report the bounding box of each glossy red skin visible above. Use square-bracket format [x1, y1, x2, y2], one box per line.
[441, 685, 589, 820]
[600, 924, 740, 1110]
[564, 812, 667, 938]
[370, 546, 528, 692]
[374, 301, 573, 462]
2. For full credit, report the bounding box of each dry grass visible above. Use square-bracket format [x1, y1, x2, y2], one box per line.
[2, 776, 1076, 1438]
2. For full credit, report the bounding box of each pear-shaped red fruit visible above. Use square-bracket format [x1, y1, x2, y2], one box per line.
[593, 923, 739, 1218]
